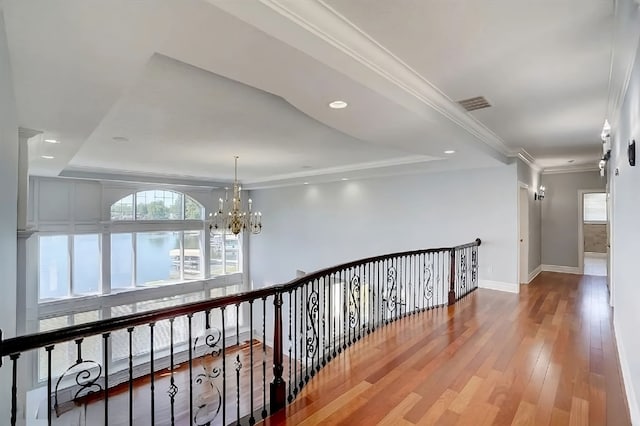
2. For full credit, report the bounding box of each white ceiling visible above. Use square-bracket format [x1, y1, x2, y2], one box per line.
[2, 0, 630, 185]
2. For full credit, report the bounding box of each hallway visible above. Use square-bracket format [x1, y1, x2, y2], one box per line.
[264, 273, 630, 425]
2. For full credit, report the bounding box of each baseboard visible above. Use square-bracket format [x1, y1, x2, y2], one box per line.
[614, 319, 640, 425]
[541, 264, 581, 274]
[479, 280, 519, 294]
[527, 265, 542, 283]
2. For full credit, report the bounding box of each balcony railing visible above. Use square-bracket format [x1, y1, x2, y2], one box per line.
[0, 238, 480, 426]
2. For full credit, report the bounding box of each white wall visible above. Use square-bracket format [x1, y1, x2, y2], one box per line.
[249, 165, 519, 293]
[609, 15, 640, 423]
[0, 5, 19, 422]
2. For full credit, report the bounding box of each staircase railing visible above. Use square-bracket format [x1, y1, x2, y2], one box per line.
[0, 238, 480, 426]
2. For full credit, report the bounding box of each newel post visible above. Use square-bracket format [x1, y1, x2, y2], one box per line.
[448, 249, 456, 305]
[270, 291, 286, 413]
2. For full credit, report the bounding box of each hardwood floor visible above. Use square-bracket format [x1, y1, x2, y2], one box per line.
[262, 272, 631, 425]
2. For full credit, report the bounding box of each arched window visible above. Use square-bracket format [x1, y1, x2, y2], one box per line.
[110, 190, 204, 221]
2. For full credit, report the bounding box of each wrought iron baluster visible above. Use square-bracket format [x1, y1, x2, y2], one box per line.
[262, 297, 268, 419]
[315, 279, 320, 373]
[168, 318, 177, 426]
[287, 291, 293, 403]
[221, 306, 226, 426]
[322, 276, 327, 366]
[149, 322, 155, 426]
[328, 274, 333, 361]
[331, 273, 336, 359]
[235, 303, 241, 424]
[342, 270, 347, 351]
[187, 314, 193, 426]
[293, 289, 298, 396]
[10, 353, 19, 426]
[127, 327, 134, 426]
[298, 286, 304, 391]
[249, 300, 255, 425]
[46, 346, 53, 426]
[103, 332, 110, 426]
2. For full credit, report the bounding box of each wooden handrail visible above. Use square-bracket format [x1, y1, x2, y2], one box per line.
[0, 238, 481, 359]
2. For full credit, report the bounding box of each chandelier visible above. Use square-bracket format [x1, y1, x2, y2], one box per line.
[210, 156, 262, 235]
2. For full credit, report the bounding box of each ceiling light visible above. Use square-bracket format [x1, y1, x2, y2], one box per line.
[329, 100, 348, 109]
[209, 156, 262, 235]
[341, 178, 349, 181]
[41, 155, 54, 159]
[44, 139, 59, 144]
[444, 150, 456, 154]
[303, 182, 309, 185]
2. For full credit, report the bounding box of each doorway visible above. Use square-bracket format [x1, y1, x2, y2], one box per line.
[579, 191, 608, 276]
[518, 185, 529, 284]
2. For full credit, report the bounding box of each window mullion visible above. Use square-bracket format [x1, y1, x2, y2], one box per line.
[68, 235, 74, 297]
[132, 232, 137, 288]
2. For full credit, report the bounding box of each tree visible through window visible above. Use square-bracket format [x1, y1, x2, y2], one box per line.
[111, 190, 204, 221]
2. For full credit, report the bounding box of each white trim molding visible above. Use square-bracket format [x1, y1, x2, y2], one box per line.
[541, 264, 581, 274]
[542, 164, 600, 175]
[479, 280, 519, 294]
[527, 265, 542, 283]
[614, 319, 640, 425]
[211, 0, 511, 163]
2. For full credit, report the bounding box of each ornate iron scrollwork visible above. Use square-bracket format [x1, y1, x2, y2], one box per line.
[348, 275, 361, 329]
[471, 247, 478, 285]
[459, 251, 468, 290]
[423, 264, 433, 301]
[306, 290, 319, 359]
[193, 326, 223, 426]
[54, 360, 103, 416]
[384, 266, 398, 313]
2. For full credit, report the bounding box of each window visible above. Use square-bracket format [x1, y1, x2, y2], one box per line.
[38, 190, 240, 300]
[39, 234, 101, 299]
[111, 190, 204, 221]
[210, 231, 241, 276]
[584, 193, 607, 222]
[111, 233, 133, 289]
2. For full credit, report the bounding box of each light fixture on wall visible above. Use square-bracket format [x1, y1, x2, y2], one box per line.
[209, 156, 262, 235]
[534, 185, 546, 201]
[599, 120, 612, 177]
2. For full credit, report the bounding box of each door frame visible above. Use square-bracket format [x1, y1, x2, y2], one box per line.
[578, 189, 608, 275]
[518, 183, 529, 284]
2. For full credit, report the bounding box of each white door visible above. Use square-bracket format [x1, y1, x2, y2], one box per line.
[519, 187, 529, 284]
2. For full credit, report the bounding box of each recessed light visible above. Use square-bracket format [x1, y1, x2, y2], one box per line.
[303, 182, 309, 185]
[44, 139, 59, 144]
[41, 155, 55, 159]
[444, 150, 456, 154]
[341, 178, 349, 181]
[329, 100, 348, 109]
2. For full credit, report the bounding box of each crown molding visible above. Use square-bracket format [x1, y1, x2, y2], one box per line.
[542, 164, 600, 175]
[510, 149, 541, 172]
[244, 155, 437, 185]
[18, 127, 42, 141]
[606, 0, 640, 129]
[57, 167, 229, 188]
[211, 0, 511, 160]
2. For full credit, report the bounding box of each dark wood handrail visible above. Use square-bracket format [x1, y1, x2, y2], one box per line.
[0, 238, 480, 358]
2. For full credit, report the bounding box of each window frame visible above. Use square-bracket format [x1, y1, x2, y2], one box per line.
[38, 233, 103, 300]
[111, 190, 205, 222]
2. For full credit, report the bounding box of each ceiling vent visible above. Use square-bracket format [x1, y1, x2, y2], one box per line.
[457, 96, 491, 112]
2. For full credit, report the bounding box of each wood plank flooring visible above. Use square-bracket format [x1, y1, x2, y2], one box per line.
[262, 272, 631, 425]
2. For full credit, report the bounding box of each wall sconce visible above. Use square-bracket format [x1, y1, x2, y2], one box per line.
[534, 185, 545, 201]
